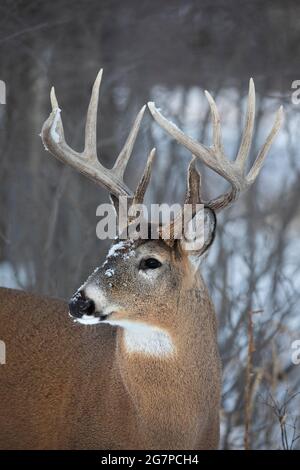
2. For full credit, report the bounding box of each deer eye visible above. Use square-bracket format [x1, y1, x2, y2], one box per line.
[139, 258, 162, 270]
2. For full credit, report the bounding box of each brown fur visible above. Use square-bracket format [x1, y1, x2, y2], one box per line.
[0, 238, 221, 449]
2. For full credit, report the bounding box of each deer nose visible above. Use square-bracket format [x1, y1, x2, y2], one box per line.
[69, 291, 95, 318]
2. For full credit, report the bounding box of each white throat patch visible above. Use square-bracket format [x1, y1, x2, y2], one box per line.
[103, 319, 175, 358]
[74, 314, 100, 325]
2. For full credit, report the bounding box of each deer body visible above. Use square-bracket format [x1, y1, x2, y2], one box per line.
[0, 71, 282, 449]
[0, 279, 220, 449]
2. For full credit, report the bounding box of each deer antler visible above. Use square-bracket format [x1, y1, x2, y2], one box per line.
[148, 78, 283, 212]
[41, 69, 155, 202]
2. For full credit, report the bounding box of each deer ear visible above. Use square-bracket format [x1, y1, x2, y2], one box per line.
[179, 206, 216, 257]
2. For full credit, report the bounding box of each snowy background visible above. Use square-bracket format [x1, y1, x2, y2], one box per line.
[0, 0, 299, 449]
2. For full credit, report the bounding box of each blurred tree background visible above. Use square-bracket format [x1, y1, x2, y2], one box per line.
[0, 0, 299, 449]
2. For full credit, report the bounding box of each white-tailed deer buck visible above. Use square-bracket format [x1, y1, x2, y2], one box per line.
[0, 71, 283, 449]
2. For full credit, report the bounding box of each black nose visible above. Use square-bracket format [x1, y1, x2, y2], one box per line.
[69, 291, 95, 318]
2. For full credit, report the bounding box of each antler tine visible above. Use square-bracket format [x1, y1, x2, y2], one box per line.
[83, 68, 103, 160]
[204, 91, 225, 159]
[132, 148, 156, 206]
[49, 87, 63, 140]
[247, 105, 283, 184]
[148, 79, 283, 213]
[161, 156, 203, 243]
[235, 78, 255, 170]
[185, 156, 202, 207]
[113, 105, 146, 179]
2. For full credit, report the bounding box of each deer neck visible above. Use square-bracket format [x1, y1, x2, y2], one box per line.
[113, 274, 220, 447]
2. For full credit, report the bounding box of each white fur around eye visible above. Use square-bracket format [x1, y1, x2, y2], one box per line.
[139, 269, 161, 282]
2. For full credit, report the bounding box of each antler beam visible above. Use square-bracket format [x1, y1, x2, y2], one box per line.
[41, 69, 154, 201]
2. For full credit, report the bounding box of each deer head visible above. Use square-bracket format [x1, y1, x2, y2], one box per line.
[41, 72, 283, 346]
